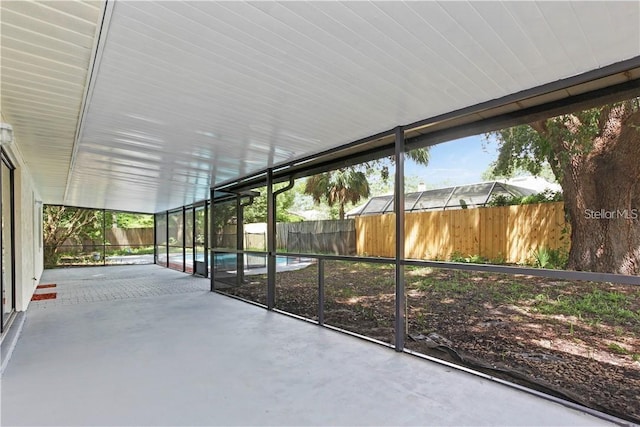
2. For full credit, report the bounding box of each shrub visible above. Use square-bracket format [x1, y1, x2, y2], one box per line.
[488, 189, 562, 207]
[449, 251, 488, 264]
[531, 247, 568, 269]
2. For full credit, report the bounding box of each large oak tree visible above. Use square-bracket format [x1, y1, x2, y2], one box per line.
[490, 99, 640, 275]
[43, 206, 103, 267]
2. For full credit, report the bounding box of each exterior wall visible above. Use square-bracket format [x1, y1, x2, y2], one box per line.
[5, 144, 43, 312]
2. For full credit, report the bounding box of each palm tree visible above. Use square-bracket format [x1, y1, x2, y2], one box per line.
[304, 148, 430, 219]
[304, 169, 370, 219]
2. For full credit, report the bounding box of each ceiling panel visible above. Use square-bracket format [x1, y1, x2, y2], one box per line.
[1, 0, 104, 202]
[2, 1, 639, 213]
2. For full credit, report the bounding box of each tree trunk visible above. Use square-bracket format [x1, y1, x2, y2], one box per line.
[559, 107, 640, 275]
[43, 245, 60, 268]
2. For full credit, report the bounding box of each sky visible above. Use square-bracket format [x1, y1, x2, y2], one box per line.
[294, 133, 504, 214]
[405, 134, 500, 188]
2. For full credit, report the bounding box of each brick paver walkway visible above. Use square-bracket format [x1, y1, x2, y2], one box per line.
[32, 265, 208, 309]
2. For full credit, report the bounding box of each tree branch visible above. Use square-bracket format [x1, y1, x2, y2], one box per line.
[529, 120, 547, 135]
[597, 104, 613, 136]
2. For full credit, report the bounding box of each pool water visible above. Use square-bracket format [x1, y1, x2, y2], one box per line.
[196, 253, 296, 266]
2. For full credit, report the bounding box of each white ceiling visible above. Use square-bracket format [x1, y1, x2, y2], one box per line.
[1, 0, 103, 202]
[2, 1, 639, 213]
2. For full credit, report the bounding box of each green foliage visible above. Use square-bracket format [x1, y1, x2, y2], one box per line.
[485, 100, 640, 274]
[106, 246, 155, 256]
[487, 101, 640, 183]
[488, 125, 554, 178]
[608, 343, 630, 355]
[43, 206, 105, 267]
[487, 110, 602, 182]
[449, 251, 488, 264]
[481, 163, 557, 183]
[488, 189, 562, 207]
[211, 184, 299, 248]
[304, 148, 430, 219]
[533, 289, 639, 323]
[44, 206, 155, 267]
[490, 254, 506, 265]
[367, 174, 424, 197]
[487, 194, 512, 207]
[211, 201, 237, 247]
[242, 183, 298, 223]
[531, 247, 568, 269]
[369, 148, 430, 181]
[304, 168, 371, 220]
[414, 276, 474, 294]
[113, 213, 153, 228]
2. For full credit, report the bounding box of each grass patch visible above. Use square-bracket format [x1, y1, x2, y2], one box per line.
[412, 276, 474, 294]
[107, 246, 155, 256]
[533, 289, 639, 324]
[486, 280, 535, 304]
[608, 343, 630, 355]
[449, 251, 488, 264]
[348, 261, 394, 271]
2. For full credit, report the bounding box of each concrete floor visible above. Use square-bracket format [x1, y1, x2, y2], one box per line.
[1, 265, 618, 426]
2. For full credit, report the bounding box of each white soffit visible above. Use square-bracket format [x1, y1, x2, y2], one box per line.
[5, 1, 640, 213]
[0, 0, 104, 202]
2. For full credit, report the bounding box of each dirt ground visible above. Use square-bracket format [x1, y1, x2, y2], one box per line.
[217, 260, 640, 423]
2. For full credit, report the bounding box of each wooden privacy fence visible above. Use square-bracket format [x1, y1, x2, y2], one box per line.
[276, 219, 355, 254]
[60, 227, 154, 248]
[215, 220, 356, 254]
[356, 202, 569, 264]
[105, 227, 154, 247]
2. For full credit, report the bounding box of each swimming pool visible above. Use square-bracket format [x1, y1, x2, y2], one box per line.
[197, 253, 303, 267]
[204, 253, 314, 275]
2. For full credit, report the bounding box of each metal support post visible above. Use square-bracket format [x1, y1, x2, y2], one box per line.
[394, 126, 406, 352]
[318, 258, 325, 325]
[236, 196, 244, 285]
[165, 211, 169, 268]
[209, 189, 215, 291]
[182, 206, 186, 272]
[266, 169, 276, 309]
[191, 206, 196, 274]
[102, 209, 106, 266]
[204, 200, 209, 279]
[153, 213, 157, 265]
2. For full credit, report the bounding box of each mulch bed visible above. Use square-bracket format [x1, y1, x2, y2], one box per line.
[217, 261, 640, 424]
